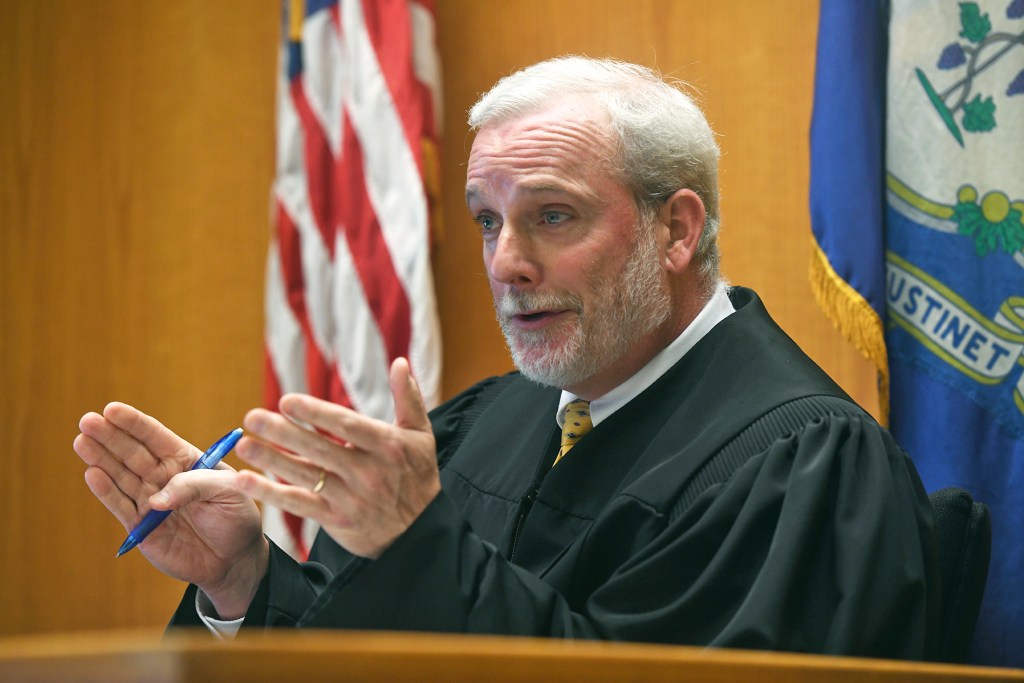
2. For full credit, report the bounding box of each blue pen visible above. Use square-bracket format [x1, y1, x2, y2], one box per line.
[116, 427, 244, 557]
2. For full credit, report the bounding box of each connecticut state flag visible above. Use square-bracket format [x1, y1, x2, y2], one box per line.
[811, 0, 1024, 666]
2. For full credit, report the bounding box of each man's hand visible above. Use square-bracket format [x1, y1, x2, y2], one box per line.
[74, 403, 269, 619]
[233, 358, 440, 559]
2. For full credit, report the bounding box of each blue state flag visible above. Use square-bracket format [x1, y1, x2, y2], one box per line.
[810, 0, 890, 413]
[812, 0, 1024, 666]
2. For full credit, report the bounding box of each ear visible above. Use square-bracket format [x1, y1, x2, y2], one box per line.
[659, 189, 706, 274]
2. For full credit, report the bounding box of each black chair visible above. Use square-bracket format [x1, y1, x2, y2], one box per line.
[928, 487, 992, 663]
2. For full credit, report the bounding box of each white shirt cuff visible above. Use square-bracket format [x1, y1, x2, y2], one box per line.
[195, 589, 244, 640]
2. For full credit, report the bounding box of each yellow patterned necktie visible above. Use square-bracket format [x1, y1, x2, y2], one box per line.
[553, 400, 593, 467]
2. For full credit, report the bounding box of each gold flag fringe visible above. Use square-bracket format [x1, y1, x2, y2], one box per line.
[809, 240, 890, 425]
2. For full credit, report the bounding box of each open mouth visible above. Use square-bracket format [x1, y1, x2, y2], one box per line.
[498, 292, 582, 329]
[511, 309, 573, 328]
[517, 311, 556, 322]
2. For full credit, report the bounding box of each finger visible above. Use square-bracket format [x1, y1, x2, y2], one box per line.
[78, 411, 163, 485]
[234, 433, 326, 490]
[75, 428, 128, 476]
[151, 468, 244, 512]
[84, 466, 141, 529]
[235, 469, 329, 520]
[74, 429, 148, 502]
[103, 402, 200, 472]
[241, 408, 355, 477]
[390, 357, 431, 432]
[278, 394, 389, 455]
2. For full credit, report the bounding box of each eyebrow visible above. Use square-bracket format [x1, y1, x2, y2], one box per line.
[465, 181, 585, 206]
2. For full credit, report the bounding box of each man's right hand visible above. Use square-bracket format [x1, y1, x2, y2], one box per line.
[74, 402, 269, 619]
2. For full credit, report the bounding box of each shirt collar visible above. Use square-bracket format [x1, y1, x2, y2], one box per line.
[556, 283, 735, 428]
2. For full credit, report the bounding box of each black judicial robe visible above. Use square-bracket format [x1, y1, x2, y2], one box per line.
[172, 287, 941, 659]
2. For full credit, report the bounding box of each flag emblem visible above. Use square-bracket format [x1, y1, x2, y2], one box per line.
[811, 0, 1024, 664]
[885, 0, 1024, 439]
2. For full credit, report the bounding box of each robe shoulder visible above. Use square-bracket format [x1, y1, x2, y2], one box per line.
[584, 399, 940, 657]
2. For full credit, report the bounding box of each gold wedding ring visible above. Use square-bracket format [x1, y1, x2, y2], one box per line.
[312, 468, 327, 494]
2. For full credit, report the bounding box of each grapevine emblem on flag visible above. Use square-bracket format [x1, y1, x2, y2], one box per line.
[885, 0, 1024, 430]
[912, 1, 1024, 257]
[915, 1, 1024, 146]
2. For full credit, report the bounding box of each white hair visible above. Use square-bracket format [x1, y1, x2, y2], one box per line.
[469, 56, 722, 291]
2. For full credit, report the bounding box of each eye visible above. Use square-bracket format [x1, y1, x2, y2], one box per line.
[475, 213, 501, 234]
[541, 211, 570, 225]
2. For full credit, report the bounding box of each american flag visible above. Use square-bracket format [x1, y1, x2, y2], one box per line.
[264, 0, 443, 560]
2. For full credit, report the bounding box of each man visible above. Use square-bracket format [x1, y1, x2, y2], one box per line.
[74, 57, 940, 658]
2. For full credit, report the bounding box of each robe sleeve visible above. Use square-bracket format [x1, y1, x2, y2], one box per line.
[243, 408, 938, 659]
[587, 410, 941, 658]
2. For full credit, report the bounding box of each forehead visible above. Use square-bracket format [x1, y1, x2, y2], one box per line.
[465, 98, 622, 201]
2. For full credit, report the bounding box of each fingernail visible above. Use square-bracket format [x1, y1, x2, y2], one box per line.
[152, 491, 170, 507]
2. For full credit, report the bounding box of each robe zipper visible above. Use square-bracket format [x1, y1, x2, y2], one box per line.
[509, 486, 539, 560]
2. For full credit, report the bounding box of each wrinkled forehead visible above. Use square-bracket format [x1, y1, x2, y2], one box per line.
[465, 98, 620, 191]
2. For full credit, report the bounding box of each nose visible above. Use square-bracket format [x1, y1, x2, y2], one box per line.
[487, 226, 540, 288]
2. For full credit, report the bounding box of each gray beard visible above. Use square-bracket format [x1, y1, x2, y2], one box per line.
[495, 224, 672, 389]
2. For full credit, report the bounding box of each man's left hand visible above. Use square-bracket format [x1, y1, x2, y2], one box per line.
[234, 357, 439, 559]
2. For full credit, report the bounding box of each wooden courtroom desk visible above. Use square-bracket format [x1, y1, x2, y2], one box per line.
[0, 630, 1021, 683]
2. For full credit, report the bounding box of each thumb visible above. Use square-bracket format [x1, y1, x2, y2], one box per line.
[149, 469, 239, 511]
[390, 357, 431, 432]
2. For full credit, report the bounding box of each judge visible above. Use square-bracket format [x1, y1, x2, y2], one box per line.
[74, 56, 940, 658]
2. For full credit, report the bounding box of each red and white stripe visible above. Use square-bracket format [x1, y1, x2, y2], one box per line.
[264, 0, 443, 560]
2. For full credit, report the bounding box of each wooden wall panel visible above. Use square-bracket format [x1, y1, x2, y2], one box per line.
[0, 0, 876, 635]
[0, 0, 279, 634]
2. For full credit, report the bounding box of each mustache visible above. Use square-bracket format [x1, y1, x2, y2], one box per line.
[497, 290, 584, 318]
